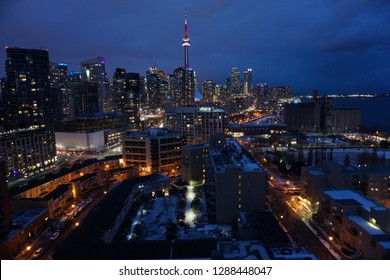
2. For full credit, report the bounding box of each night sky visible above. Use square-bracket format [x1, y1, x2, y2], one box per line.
[1, 0, 390, 94]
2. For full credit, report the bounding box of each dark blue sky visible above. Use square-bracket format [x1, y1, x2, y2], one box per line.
[1, 0, 390, 94]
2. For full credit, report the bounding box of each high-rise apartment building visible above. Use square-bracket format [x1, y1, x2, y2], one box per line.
[202, 80, 216, 103]
[113, 68, 126, 102]
[124, 72, 141, 129]
[112, 68, 141, 130]
[65, 71, 83, 118]
[164, 105, 228, 145]
[172, 67, 195, 107]
[205, 135, 266, 224]
[80, 56, 109, 113]
[49, 62, 68, 130]
[146, 66, 165, 109]
[254, 83, 268, 107]
[230, 67, 241, 95]
[269, 85, 292, 102]
[243, 68, 253, 95]
[3, 47, 56, 160]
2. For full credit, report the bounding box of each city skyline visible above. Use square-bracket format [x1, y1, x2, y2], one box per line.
[1, 0, 390, 94]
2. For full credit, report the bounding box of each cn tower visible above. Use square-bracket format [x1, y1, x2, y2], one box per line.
[182, 4, 191, 68]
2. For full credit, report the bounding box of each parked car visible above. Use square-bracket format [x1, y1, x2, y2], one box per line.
[32, 248, 43, 258]
[50, 231, 60, 240]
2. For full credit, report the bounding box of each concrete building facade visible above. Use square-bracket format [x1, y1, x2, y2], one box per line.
[123, 128, 184, 176]
[318, 190, 390, 259]
[165, 105, 228, 145]
[205, 136, 266, 224]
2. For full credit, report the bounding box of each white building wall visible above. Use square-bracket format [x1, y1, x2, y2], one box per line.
[55, 131, 105, 150]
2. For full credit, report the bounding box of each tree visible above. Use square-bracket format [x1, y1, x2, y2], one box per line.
[344, 153, 350, 166]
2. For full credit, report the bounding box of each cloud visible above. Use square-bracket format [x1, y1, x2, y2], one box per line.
[1, 0, 390, 93]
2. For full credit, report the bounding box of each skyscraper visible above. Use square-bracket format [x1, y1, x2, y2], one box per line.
[202, 80, 215, 102]
[124, 72, 141, 129]
[146, 66, 165, 109]
[3, 47, 56, 158]
[65, 71, 83, 118]
[49, 62, 68, 130]
[230, 67, 241, 95]
[269, 85, 292, 102]
[243, 68, 253, 95]
[80, 56, 109, 113]
[172, 67, 195, 107]
[113, 68, 140, 129]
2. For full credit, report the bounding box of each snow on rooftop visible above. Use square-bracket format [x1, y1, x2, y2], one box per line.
[7, 208, 48, 239]
[348, 216, 386, 235]
[211, 140, 263, 173]
[272, 247, 317, 260]
[127, 186, 231, 241]
[309, 170, 327, 176]
[378, 241, 390, 249]
[324, 190, 386, 212]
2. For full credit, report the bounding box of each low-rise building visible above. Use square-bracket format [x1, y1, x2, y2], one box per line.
[0, 208, 49, 259]
[318, 189, 390, 259]
[301, 162, 390, 209]
[9, 156, 123, 199]
[10, 184, 72, 219]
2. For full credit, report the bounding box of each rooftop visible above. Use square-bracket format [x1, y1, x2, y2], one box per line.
[230, 123, 287, 128]
[216, 240, 269, 260]
[3, 208, 48, 240]
[183, 143, 209, 150]
[211, 140, 264, 173]
[62, 174, 169, 241]
[348, 216, 386, 236]
[378, 241, 390, 249]
[70, 172, 96, 183]
[40, 184, 70, 201]
[324, 190, 387, 212]
[8, 156, 120, 197]
[0, 126, 45, 138]
[272, 247, 317, 260]
[126, 128, 181, 139]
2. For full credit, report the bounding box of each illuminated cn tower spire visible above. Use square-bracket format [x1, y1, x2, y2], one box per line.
[182, 4, 191, 68]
